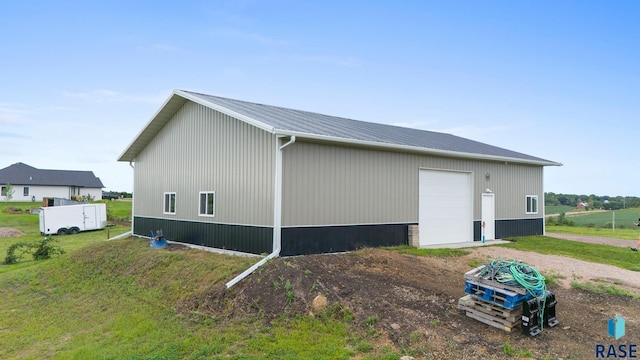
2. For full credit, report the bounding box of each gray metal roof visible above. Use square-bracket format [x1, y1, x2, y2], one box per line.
[119, 89, 561, 166]
[0, 162, 104, 188]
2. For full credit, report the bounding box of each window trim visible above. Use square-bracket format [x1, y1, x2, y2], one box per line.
[163, 192, 176, 215]
[23, 187, 29, 196]
[198, 191, 215, 217]
[526, 195, 538, 214]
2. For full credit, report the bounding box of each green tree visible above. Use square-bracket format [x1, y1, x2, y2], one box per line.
[2, 183, 15, 208]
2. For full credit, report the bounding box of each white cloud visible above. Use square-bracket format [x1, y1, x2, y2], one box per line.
[44, 105, 80, 113]
[0, 103, 33, 123]
[0, 145, 24, 156]
[0, 131, 29, 139]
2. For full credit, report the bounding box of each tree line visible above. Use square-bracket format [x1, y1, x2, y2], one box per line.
[545, 192, 640, 210]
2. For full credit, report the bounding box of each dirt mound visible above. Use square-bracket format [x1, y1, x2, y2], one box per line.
[208, 248, 639, 360]
[0, 228, 25, 238]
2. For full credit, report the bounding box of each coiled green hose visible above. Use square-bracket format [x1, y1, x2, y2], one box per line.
[479, 258, 547, 329]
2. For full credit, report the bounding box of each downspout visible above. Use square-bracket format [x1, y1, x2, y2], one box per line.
[226, 135, 296, 289]
[129, 161, 135, 237]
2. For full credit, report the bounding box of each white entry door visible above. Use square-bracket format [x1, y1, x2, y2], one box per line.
[481, 193, 495, 241]
[418, 169, 472, 246]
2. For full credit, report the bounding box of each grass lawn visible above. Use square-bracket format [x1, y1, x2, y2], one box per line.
[0, 201, 389, 359]
[546, 225, 640, 240]
[546, 207, 640, 240]
[563, 207, 640, 227]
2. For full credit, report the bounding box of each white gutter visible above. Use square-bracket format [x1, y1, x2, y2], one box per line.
[226, 135, 296, 288]
[275, 130, 562, 167]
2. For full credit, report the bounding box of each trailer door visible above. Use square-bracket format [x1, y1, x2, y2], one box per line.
[83, 206, 97, 229]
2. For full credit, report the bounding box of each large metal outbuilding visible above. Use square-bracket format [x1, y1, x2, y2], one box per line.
[118, 90, 561, 256]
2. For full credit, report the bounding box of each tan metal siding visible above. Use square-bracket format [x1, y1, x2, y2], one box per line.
[133, 101, 275, 226]
[282, 141, 544, 226]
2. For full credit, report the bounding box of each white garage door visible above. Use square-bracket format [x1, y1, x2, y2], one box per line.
[418, 169, 472, 246]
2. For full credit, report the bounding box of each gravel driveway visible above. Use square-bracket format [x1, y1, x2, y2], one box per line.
[469, 233, 640, 294]
[546, 232, 638, 248]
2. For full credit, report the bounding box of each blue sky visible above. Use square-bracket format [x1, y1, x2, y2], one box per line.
[1, 1, 638, 197]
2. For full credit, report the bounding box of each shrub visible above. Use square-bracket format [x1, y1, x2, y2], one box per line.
[31, 236, 65, 260]
[547, 213, 575, 226]
[4, 236, 65, 264]
[4, 243, 31, 264]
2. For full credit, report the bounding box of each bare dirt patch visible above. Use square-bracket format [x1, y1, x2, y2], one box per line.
[207, 248, 640, 360]
[0, 228, 25, 238]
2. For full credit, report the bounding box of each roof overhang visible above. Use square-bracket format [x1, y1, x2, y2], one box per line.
[118, 92, 187, 162]
[274, 130, 563, 167]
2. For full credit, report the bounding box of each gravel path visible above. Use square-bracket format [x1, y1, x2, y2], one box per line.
[468, 233, 640, 294]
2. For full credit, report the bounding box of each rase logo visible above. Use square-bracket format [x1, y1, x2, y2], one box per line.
[595, 315, 637, 359]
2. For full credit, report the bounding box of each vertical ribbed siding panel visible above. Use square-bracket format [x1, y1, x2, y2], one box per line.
[282, 141, 544, 227]
[133, 102, 275, 227]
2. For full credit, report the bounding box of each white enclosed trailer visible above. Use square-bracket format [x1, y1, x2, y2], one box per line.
[39, 203, 107, 235]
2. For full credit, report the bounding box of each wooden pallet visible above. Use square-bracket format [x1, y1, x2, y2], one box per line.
[464, 265, 528, 295]
[458, 295, 522, 332]
[471, 299, 522, 322]
[465, 280, 533, 309]
[465, 265, 528, 295]
[464, 309, 521, 332]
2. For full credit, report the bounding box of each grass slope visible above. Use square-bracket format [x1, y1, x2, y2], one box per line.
[0, 240, 367, 360]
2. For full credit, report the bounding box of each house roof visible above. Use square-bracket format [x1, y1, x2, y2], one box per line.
[0, 163, 104, 188]
[119, 89, 561, 166]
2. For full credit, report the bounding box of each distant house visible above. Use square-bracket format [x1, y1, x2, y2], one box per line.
[119, 90, 561, 256]
[0, 162, 104, 202]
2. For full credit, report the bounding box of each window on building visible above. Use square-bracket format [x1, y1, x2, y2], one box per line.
[0, 186, 6, 196]
[199, 191, 215, 217]
[164, 192, 176, 214]
[23, 187, 29, 196]
[526, 195, 538, 214]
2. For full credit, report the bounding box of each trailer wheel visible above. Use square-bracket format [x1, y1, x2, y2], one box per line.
[57, 228, 67, 236]
[69, 227, 79, 235]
